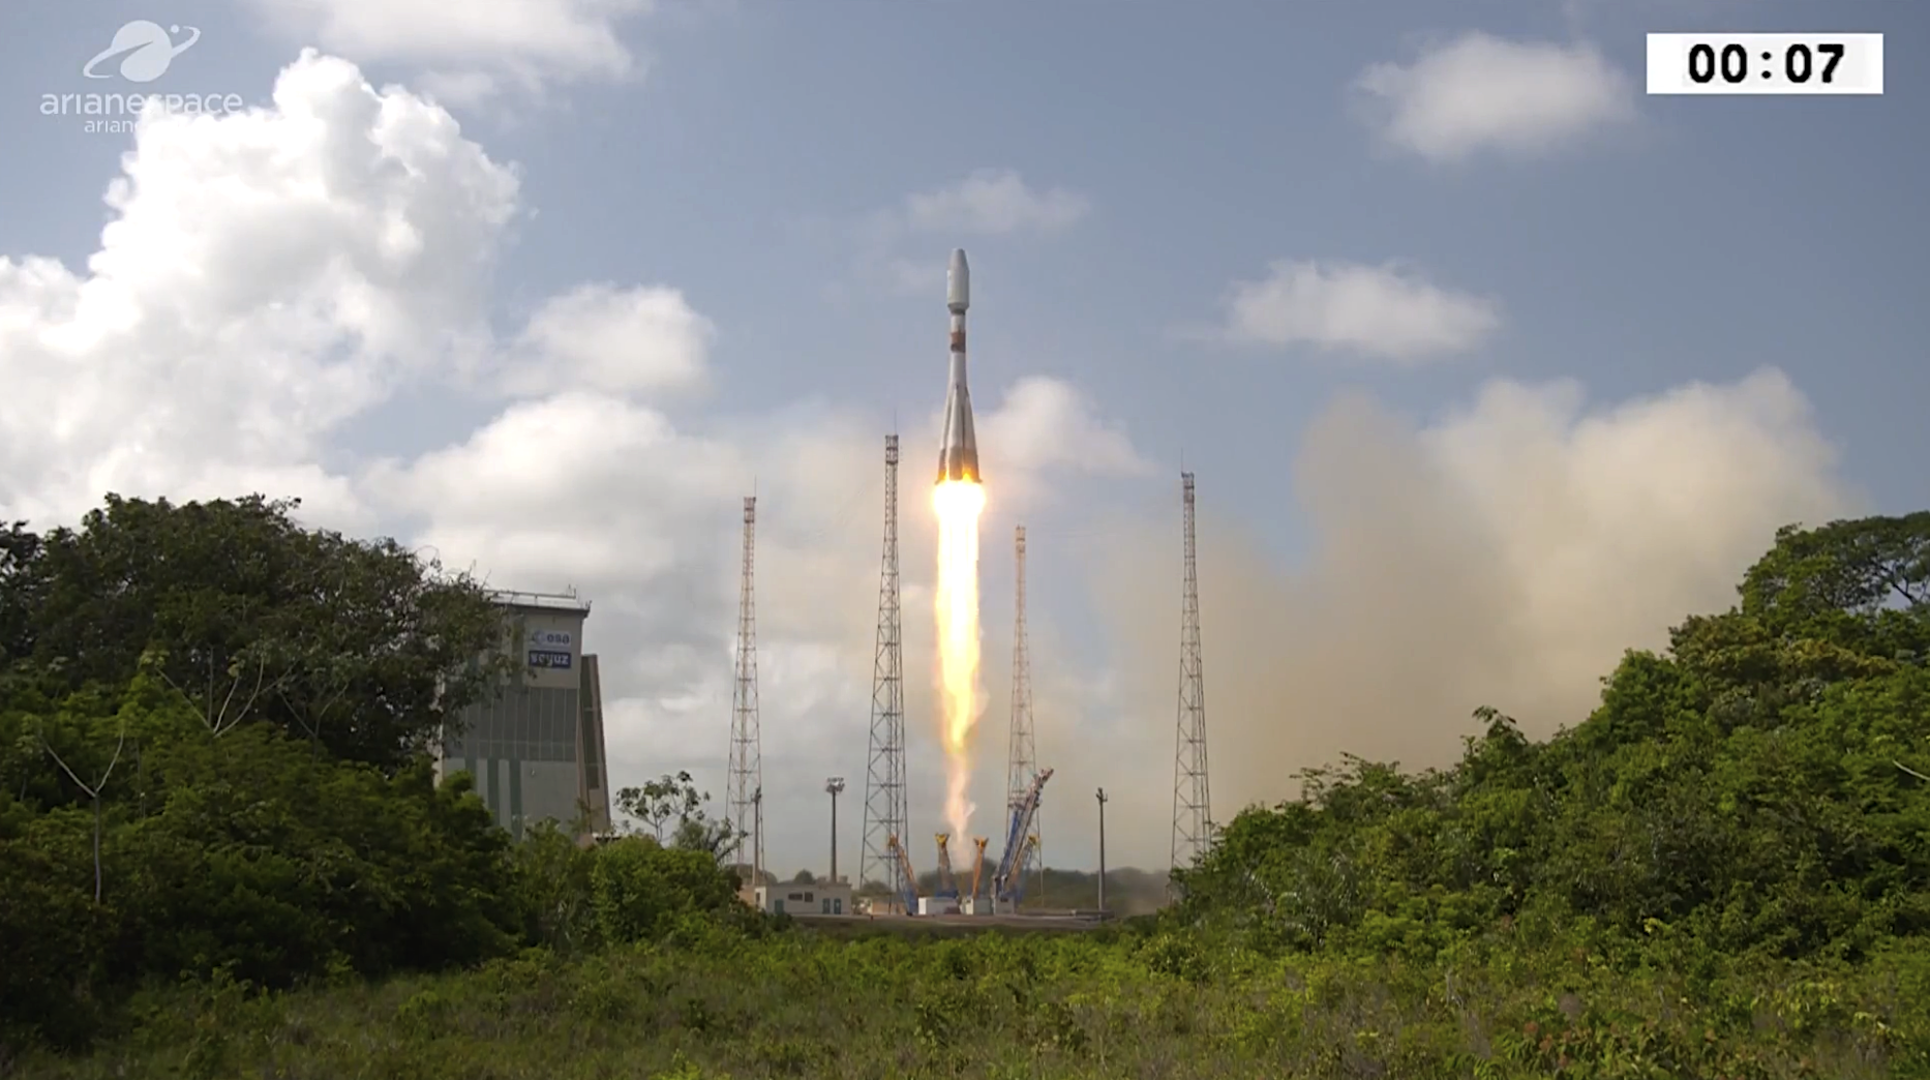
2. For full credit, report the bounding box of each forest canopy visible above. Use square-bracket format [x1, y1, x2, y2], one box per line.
[2, 496, 1926, 1078]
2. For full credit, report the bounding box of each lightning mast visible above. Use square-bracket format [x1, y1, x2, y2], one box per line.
[1006, 525, 1043, 905]
[728, 495, 765, 886]
[1170, 473, 1212, 881]
[860, 436, 911, 909]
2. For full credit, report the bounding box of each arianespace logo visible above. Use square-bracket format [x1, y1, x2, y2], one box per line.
[84, 20, 200, 82]
[42, 20, 244, 134]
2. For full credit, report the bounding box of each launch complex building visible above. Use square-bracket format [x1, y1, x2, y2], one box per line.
[436, 589, 614, 841]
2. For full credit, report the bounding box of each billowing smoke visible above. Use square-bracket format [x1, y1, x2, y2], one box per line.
[1069, 368, 1854, 869]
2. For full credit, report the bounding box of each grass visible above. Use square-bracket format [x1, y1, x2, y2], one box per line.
[14, 925, 1928, 1080]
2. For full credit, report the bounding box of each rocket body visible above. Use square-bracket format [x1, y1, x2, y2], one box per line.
[936, 248, 980, 484]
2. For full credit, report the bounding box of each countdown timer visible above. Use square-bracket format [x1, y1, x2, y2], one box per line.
[1647, 33, 1884, 95]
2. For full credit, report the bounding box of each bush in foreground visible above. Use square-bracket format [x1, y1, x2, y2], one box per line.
[12, 927, 1929, 1079]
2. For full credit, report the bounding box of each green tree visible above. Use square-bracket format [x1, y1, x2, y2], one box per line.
[671, 811, 738, 865]
[512, 820, 602, 953]
[617, 770, 706, 841]
[108, 720, 523, 986]
[590, 838, 745, 945]
[8, 495, 510, 770]
[1739, 512, 1930, 658]
[31, 694, 128, 903]
[0, 822, 112, 1051]
[614, 770, 737, 865]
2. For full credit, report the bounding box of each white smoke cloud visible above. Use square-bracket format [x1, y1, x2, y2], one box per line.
[1063, 368, 1853, 868]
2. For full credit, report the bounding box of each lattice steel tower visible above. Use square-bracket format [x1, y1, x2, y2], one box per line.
[860, 436, 910, 905]
[727, 495, 764, 884]
[1170, 472, 1212, 875]
[1006, 524, 1043, 902]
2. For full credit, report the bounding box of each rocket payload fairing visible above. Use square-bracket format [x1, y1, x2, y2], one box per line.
[936, 248, 980, 484]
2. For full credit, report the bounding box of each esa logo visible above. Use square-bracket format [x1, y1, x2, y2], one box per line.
[529, 629, 573, 648]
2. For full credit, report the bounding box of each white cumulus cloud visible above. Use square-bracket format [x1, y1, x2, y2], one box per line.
[1354, 32, 1635, 163]
[0, 49, 518, 525]
[235, 0, 656, 104]
[842, 169, 1091, 296]
[1214, 259, 1501, 363]
[901, 169, 1091, 237]
[497, 283, 714, 398]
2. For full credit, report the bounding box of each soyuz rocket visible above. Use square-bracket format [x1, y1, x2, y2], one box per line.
[935, 248, 980, 484]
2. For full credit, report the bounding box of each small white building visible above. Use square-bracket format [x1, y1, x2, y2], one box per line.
[959, 896, 992, 915]
[754, 880, 853, 916]
[918, 896, 961, 916]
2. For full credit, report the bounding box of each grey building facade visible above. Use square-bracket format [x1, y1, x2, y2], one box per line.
[437, 590, 613, 841]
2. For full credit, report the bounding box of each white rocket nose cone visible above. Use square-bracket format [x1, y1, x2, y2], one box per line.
[947, 249, 970, 312]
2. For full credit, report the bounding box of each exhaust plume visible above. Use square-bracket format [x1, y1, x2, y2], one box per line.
[933, 478, 987, 837]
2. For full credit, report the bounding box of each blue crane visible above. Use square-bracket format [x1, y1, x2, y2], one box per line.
[991, 767, 1053, 909]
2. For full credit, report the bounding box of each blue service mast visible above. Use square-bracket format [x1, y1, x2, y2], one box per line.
[991, 767, 1053, 909]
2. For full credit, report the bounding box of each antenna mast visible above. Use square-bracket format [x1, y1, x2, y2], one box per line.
[1171, 473, 1212, 882]
[860, 436, 911, 908]
[1006, 524, 1042, 906]
[728, 495, 765, 885]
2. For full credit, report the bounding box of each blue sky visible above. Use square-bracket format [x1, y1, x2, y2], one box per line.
[0, 0, 1923, 874]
